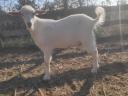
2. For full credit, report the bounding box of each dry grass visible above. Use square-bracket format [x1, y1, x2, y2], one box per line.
[0, 36, 128, 96]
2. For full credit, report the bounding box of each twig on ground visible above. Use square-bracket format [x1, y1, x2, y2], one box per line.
[4, 68, 7, 80]
[14, 88, 17, 96]
[24, 88, 34, 96]
[90, 88, 94, 96]
[92, 85, 97, 96]
[102, 79, 107, 96]
[37, 88, 45, 96]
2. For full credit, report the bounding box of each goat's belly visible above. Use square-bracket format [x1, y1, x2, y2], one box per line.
[52, 39, 81, 49]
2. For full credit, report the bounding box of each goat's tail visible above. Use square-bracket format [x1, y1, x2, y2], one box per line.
[95, 7, 105, 26]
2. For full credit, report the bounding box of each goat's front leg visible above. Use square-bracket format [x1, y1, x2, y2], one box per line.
[91, 50, 99, 73]
[43, 49, 52, 80]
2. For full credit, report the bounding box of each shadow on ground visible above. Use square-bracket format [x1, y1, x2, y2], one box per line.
[0, 60, 127, 96]
[0, 38, 128, 95]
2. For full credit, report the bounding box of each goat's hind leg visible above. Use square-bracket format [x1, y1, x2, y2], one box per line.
[90, 49, 99, 73]
[83, 41, 99, 73]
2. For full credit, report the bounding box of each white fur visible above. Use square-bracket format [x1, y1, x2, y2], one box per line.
[22, 5, 105, 80]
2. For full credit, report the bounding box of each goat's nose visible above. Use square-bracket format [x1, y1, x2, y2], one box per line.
[27, 22, 32, 28]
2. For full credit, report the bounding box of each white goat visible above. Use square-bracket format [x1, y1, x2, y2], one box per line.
[20, 5, 105, 80]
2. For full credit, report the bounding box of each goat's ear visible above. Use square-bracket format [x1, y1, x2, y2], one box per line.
[34, 10, 47, 16]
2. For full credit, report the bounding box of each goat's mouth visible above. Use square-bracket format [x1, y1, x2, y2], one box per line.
[27, 22, 32, 28]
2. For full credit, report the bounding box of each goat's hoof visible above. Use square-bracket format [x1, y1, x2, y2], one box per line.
[43, 75, 51, 81]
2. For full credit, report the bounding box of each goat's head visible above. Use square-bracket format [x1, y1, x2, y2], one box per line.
[20, 5, 35, 28]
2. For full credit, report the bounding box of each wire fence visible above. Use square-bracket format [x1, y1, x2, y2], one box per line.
[0, 0, 128, 50]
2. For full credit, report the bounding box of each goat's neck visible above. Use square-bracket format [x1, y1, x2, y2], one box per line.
[29, 16, 39, 33]
[28, 16, 40, 39]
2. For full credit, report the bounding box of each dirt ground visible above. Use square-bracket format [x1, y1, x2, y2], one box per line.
[0, 36, 128, 96]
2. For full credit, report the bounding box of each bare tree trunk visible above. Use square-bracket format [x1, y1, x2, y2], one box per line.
[63, 0, 68, 10]
[78, 0, 83, 7]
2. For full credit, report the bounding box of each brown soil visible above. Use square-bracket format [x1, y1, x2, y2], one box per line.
[0, 36, 128, 96]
